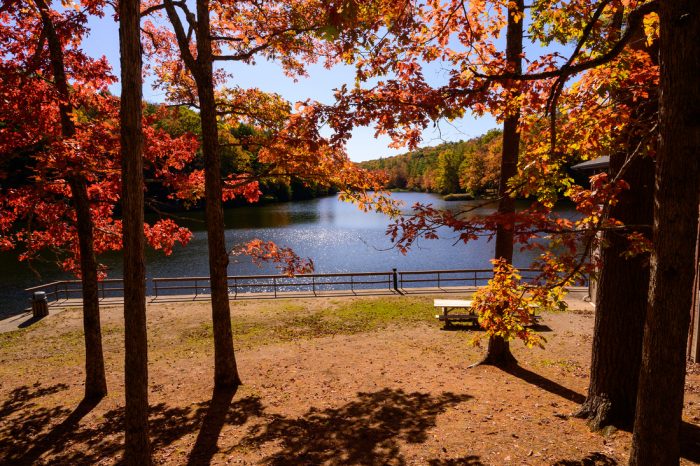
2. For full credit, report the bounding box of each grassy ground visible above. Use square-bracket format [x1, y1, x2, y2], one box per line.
[1, 295, 699, 465]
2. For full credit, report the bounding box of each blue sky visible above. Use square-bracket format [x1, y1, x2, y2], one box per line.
[82, 12, 498, 162]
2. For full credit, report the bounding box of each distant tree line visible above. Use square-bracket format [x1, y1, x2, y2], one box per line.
[360, 129, 502, 196]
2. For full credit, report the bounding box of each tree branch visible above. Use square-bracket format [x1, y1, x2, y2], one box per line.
[162, 0, 199, 76]
[474, 0, 658, 81]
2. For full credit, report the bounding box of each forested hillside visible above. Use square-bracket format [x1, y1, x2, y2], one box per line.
[360, 129, 502, 195]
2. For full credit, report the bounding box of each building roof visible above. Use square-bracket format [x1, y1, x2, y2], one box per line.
[571, 156, 610, 172]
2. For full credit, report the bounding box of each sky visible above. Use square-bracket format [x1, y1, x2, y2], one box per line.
[81, 12, 499, 163]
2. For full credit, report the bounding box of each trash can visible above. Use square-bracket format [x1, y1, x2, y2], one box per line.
[31, 291, 49, 318]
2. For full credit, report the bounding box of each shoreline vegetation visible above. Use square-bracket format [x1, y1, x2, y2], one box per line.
[360, 128, 591, 200]
[442, 193, 477, 201]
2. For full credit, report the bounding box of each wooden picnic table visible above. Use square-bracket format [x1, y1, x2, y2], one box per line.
[433, 299, 542, 328]
[434, 299, 476, 327]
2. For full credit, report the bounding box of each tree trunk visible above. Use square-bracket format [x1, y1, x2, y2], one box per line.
[480, 0, 523, 367]
[687, 211, 700, 360]
[577, 150, 654, 429]
[69, 177, 107, 400]
[629, 0, 700, 464]
[195, 0, 241, 389]
[119, 0, 152, 463]
[577, 17, 658, 431]
[35, 0, 106, 400]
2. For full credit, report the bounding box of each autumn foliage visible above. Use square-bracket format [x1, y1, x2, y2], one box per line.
[470, 259, 548, 349]
[0, 1, 205, 276]
[306, 0, 662, 347]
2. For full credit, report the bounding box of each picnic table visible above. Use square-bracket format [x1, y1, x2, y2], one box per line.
[434, 299, 476, 327]
[433, 299, 542, 328]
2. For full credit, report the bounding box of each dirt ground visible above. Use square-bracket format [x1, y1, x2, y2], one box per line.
[1, 293, 699, 465]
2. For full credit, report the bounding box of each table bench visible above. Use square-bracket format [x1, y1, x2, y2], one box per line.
[434, 299, 477, 327]
[433, 299, 542, 328]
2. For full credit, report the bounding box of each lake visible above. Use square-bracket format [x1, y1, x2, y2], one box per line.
[0, 192, 576, 317]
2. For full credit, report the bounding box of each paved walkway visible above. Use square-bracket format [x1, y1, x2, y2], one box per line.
[0, 287, 591, 333]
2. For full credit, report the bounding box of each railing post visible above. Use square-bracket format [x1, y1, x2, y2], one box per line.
[233, 277, 237, 299]
[194, 279, 198, 298]
[312, 276, 316, 296]
[437, 272, 441, 289]
[392, 268, 399, 293]
[273, 277, 277, 298]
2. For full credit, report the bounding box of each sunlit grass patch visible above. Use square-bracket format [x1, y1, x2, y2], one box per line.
[173, 296, 436, 351]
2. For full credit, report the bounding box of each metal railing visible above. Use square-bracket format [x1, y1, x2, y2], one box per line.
[152, 271, 395, 299]
[25, 279, 126, 305]
[398, 268, 541, 290]
[25, 267, 566, 305]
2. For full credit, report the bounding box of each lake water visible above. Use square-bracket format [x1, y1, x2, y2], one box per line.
[0, 192, 576, 317]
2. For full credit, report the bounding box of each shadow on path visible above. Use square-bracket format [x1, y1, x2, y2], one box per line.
[428, 456, 486, 465]
[187, 387, 236, 465]
[501, 364, 586, 404]
[441, 324, 553, 333]
[1, 384, 470, 465]
[241, 388, 473, 465]
[681, 420, 700, 463]
[553, 452, 618, 465]
[16, 396, 103, 465]
[187, 386, 265, 465]
[0, 382, 265, 465]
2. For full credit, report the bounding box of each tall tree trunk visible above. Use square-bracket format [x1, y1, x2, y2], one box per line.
[577, 150, 654, 429]
[195, 0, 241, 389]
[480, 0, 523, 367]
[688, 212, 700, 360]
[577, 18, 658, 431]
[119, 0, 152, 463]
[35, 0, 106, 400]
[629, 0, 700, 464]
[69, 177, 107, 400]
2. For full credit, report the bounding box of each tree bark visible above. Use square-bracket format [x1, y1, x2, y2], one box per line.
[195, 0, 241, 389]
[629, 0, 700, 464]
[69, 177, 107, 400]
[119, 0, 152, 463]
[577, 17, 658, 431]
[577, 149, 654, 429]
[480, 0, 523, 367]
[34, 0, 107, 401]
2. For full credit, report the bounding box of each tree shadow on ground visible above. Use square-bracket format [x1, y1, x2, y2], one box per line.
[186, 386, 266, 466]
[428, 456, 486, 465]
[0, 383, 74, 464]
[2, 384, 468, 465]
[0, 382, 264, 465]
[681, 420, 700, 463]
[441, 324, 553, 333]
[552, 452, 618, 465]
[240, 388, 473, 466]
[500, 364, 586, 404]
[440, 323, 481, 332]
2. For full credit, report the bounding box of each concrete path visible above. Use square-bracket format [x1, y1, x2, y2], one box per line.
[0, 287, 592, 333]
